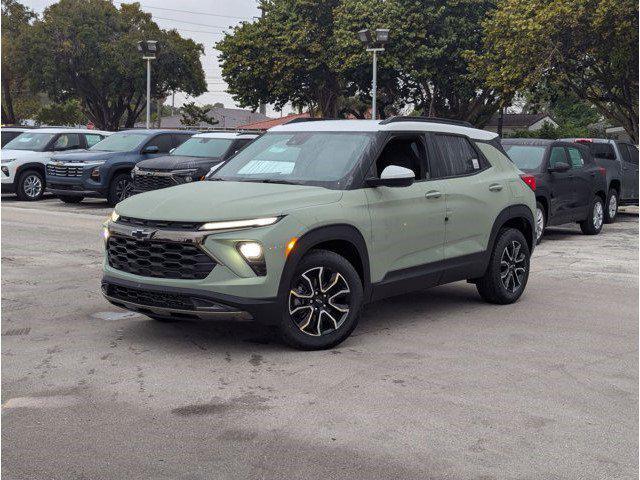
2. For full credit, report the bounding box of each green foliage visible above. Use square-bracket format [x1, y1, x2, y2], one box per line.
[470, 0, 639, 142]
[180, 102, 219, 126]
[1, 0, 39, 124]
[35, 99, 86, 126]
[508, 120, 595, 140]
[19, 0, 207, 130]
[217, 0, 342, 117]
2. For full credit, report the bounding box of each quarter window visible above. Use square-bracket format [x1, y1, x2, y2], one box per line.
[548, 147, 566, 168]
[566, 147, 584, 168]
[433, 135, 482, 176]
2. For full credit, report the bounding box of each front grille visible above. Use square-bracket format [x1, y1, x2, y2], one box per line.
[106, 235, 215, 279]
[106, 283, 196, 310]
[116, 216, 202, 231]
[133, 173, 176, 192]
[47, 164, 84, 177]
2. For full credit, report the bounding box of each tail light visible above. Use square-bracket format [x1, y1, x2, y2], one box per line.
[520, 174, 536, 191]
[575, 138, 593, 143]
[598, 167, 606, 176]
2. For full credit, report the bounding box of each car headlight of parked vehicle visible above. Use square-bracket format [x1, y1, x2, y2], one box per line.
[1, 158, 16, 164]
[171, 168, 199, 182]
[199, 216, 282, 232]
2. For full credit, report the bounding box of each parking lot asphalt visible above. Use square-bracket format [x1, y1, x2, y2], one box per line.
[1, 195, 638, 480]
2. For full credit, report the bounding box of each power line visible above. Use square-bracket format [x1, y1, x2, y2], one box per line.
[153, 16, 236, 30]
[136, 4, 253, 21]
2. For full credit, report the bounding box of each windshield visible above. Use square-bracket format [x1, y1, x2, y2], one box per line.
[90, 132, 148, 152]
[171, 137, 233, 158]
[4, 132, 55, 151]
[503, 145, 546, 171]
[212, 132, 375, 188]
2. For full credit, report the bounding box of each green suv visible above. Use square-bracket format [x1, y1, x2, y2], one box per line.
[102, 118, 536, 349]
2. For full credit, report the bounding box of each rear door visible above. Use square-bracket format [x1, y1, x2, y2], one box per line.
[545, 146, 573, 224]
[432, 133, 510, 260]
[616, 142, 637, 200]
[565, 145, 592, 219]
[621, 143, 639, 199]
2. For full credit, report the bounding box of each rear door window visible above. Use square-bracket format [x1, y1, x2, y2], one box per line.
[433, 134, 483, 176]
[624, 144, 639, 165]
[53, 133, 82, 151]
[566, 147, 585, 168]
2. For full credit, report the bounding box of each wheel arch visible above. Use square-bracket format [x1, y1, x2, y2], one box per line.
[609, 179, 621, 195]
[16, 162, 46, 178]
[107, 164, 134, 185]
[277, 224, 371, 302]
[535, 195, 549, 221]
[487, 204, 535, 254]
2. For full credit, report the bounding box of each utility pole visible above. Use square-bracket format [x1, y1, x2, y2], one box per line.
[137, 40, 158, 129]
[358, 29, 389, 120]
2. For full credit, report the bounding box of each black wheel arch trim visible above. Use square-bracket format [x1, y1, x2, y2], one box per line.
[277, 224, 372, 302]
[487, 204, 536, 255]
[16, 162, 46, 177]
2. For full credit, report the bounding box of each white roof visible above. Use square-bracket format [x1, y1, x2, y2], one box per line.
[192, 132, 259, 139]
[2, 127, 32, 132]
[20, 128, 112, 135]
[270, 119, 497, 141]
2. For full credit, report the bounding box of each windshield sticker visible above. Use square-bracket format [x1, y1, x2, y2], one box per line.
[238, 160, 294, 175]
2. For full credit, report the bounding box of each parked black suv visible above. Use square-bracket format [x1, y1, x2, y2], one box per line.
[502, 139, 607, 243]
[131, 132, 258, 194]
[563, 138, 639, 222]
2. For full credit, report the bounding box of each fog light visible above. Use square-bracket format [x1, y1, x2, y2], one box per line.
[238, 242, 263, 260]
[91, 167, 100, 181]
[1, 166, 9, 176]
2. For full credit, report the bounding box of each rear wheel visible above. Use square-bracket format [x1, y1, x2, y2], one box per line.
[476, 228, 530, 304]
[604, 189, 618, 224]
[16, 169, 44, 201]
[107, 173, 133, 206]
[279, 250, 363, 350]
[535, 201, 545, 245]
[580, 195, 604, 235]
[58, 195, 84, 204]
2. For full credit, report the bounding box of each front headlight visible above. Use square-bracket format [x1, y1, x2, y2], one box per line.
[1, 158, 16, 164]
[200, 216, 281, 232]
[171, 168, 199, 182]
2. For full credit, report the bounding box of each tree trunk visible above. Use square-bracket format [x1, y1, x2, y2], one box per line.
[2, 78, 17, 124]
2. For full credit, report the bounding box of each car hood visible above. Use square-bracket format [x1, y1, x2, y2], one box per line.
[136, 155, 221, 171]
[50, 150, 123, 163]
[1, 150, 47, 160]
[116, 181, 342, 222]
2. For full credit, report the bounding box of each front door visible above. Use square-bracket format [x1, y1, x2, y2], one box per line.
[545, 146, 574, 224]
[364, 134, 446, 286]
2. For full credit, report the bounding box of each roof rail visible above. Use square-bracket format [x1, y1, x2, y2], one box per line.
[380, 116, 474, 128]
[284, 117, 327, 125]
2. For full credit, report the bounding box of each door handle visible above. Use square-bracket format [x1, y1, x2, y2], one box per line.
[488, 184, 503, 192]
[425, 190, 442, 199]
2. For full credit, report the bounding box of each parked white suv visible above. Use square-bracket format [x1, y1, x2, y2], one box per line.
[1, 128, 111, 200]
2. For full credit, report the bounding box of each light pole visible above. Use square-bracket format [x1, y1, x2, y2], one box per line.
[358, 28, 389, 120]
[137, 40, 158, 129]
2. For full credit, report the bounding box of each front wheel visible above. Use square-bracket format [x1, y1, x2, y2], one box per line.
[579, 196, 604, 235]
[16, 169, 45, 201]
[604, 189, 618, 224]
[279, 250, 363, 350]
[476, 228, 530, 304]
[107, 173, 133, 206]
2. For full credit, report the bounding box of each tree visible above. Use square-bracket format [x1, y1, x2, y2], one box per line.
[217, 0, 343, 117]
[469, 0, 639, 142]
[35, 99, 86, 126]
[180, 102, 219, 126]
[334, 0, 507, 124]
[1, 0, 38, 124]
[20, 0, 207, 130]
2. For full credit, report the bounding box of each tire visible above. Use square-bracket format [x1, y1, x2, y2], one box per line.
[16, 169, 44, 201]
[107, 172, 133, 206]
[279, 250, 363, 350]
[579, 195, 605, 235]
[604, 189, 618, 224]
[535, 201, 546, 245]
[58, 195, 84, 204]
[476, 228, 530, 305]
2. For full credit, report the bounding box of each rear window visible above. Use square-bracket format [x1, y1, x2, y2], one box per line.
[582, 142, 615, 160]
[503, 145, 546, 171]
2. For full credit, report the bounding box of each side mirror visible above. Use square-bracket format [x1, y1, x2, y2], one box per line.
[366, 165, 415, 188]
[549, 161, 570, 173]
[142, 145, 159, 154]
[169, 148, 175, 154]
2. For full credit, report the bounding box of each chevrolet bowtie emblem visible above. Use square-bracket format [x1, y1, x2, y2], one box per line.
[131, 228, 154, 240]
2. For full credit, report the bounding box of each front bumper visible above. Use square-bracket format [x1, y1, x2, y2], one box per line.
[46, 164, 108, 197]
[102, 275, 279, 323]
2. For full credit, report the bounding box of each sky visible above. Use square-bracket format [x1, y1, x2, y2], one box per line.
[22, 0, 289, 117]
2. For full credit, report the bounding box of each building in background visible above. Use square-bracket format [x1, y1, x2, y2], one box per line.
[236, 112, 311, 131]
[484, 113, 558, 135]
[136, 107, 272, 129]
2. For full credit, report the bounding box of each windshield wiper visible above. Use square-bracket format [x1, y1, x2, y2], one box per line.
[257, 179, 300, 185]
